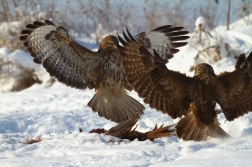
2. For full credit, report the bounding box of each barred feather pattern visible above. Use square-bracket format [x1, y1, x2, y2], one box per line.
[216, 52, 252, 121]
[217, 75, 252, 120]
[176, 102, 230, 141]
[20, 21, 100, 89]
[134, 25, 189, 63]
[20, 20, 145, 123]
[118, 28, 190, 118]
[119, 31, 252, 141]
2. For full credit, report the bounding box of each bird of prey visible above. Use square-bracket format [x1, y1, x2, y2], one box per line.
[20, 20, 188, 125]
[89, 118, 175, 141]
[118, 30, 252, 141]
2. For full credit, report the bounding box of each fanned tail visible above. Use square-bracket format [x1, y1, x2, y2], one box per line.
[176, 112, 230, 141]
[87, 87, 144, 123]
[208, 119, 230, 139]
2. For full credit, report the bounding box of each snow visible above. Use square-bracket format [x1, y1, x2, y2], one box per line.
[1, 13, 252, 167]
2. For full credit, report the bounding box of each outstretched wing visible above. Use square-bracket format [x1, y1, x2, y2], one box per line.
[20, 20, 102, 89]
[118, 31, 196, 118]
[118, 25, 189, 86]
[132, 25, 189, 63]
[217, 52, 252, 121]
[147, 51, 198, 118]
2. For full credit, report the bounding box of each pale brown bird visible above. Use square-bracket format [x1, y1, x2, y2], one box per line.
[19, 20, 188, 124]
[118, 30, 252, 141]
[20, 20, 145, 123]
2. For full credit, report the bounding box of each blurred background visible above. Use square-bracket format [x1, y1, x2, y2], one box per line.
[0, 0, 252, 92]
[0, 0, 251, 50]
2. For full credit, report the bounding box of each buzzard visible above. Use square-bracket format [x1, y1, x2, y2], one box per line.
[118, 30, 252, 141]
[19, 20, 188, 124]
[89, 118, 175, 141]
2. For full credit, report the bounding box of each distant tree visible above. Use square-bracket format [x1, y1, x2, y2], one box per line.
[227, 0, 231, 30]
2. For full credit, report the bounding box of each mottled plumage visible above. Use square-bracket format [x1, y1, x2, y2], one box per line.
[133, 25, 189, 64]
[118, 30, 252, 141]
[117, 26, 189, 88]
[20, 20, 146, 123]
[20, 20, 187, 125]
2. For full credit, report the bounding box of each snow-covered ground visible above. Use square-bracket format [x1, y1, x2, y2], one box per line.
[1, 14, 252, 167]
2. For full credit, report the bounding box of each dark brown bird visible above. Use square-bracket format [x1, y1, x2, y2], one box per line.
[90, 118, 175, 141]
[20, 20, 188, 125]
[118, 30, 252, 141]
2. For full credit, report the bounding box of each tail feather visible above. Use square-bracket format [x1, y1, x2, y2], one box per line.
[176, 112, 229, 141]
[176, 112, 208, 141]
[104, 104, 113, 121]
[209, 119, 230, 139]
[176, 113, 195, 138]
[112, 103, 128, 122]
[190, 126, 203, 141]
[194, 125, 208, 141]
[98, 100, 106, 118]
[92, 95, 101, 111]
[180, 116, 199, 140]
[88, 87, 144, 123]
[105, 118, 139, 138]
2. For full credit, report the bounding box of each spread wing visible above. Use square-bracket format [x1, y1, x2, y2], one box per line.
[133, 25, 189, 63]
[118, 31, 196, 118]
[118, 25, 189, 87]
[20, 20, 102, 90]
[216, 52, 252, 121]
[145, 52, 198, 118]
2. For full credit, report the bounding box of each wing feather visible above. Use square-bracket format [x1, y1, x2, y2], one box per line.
[118, 31, 193, 118]
[217, 53, 252, 121]
[20, 20, 102, 89]
[134, 25, 189, 63]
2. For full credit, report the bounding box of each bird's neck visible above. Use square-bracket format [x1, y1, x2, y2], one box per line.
[195, 73, 216, 88]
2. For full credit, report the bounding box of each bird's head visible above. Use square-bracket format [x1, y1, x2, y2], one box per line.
[194, 63, 215, 77]
[194, 63, 216, 87]
[194, 63, 217, 87]
[98, 35, 119, 51]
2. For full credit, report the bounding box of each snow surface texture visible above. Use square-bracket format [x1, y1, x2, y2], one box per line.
[1, 16, 252, 167]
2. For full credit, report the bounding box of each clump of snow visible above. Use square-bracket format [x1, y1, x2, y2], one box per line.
[195, 16, 206, 31]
